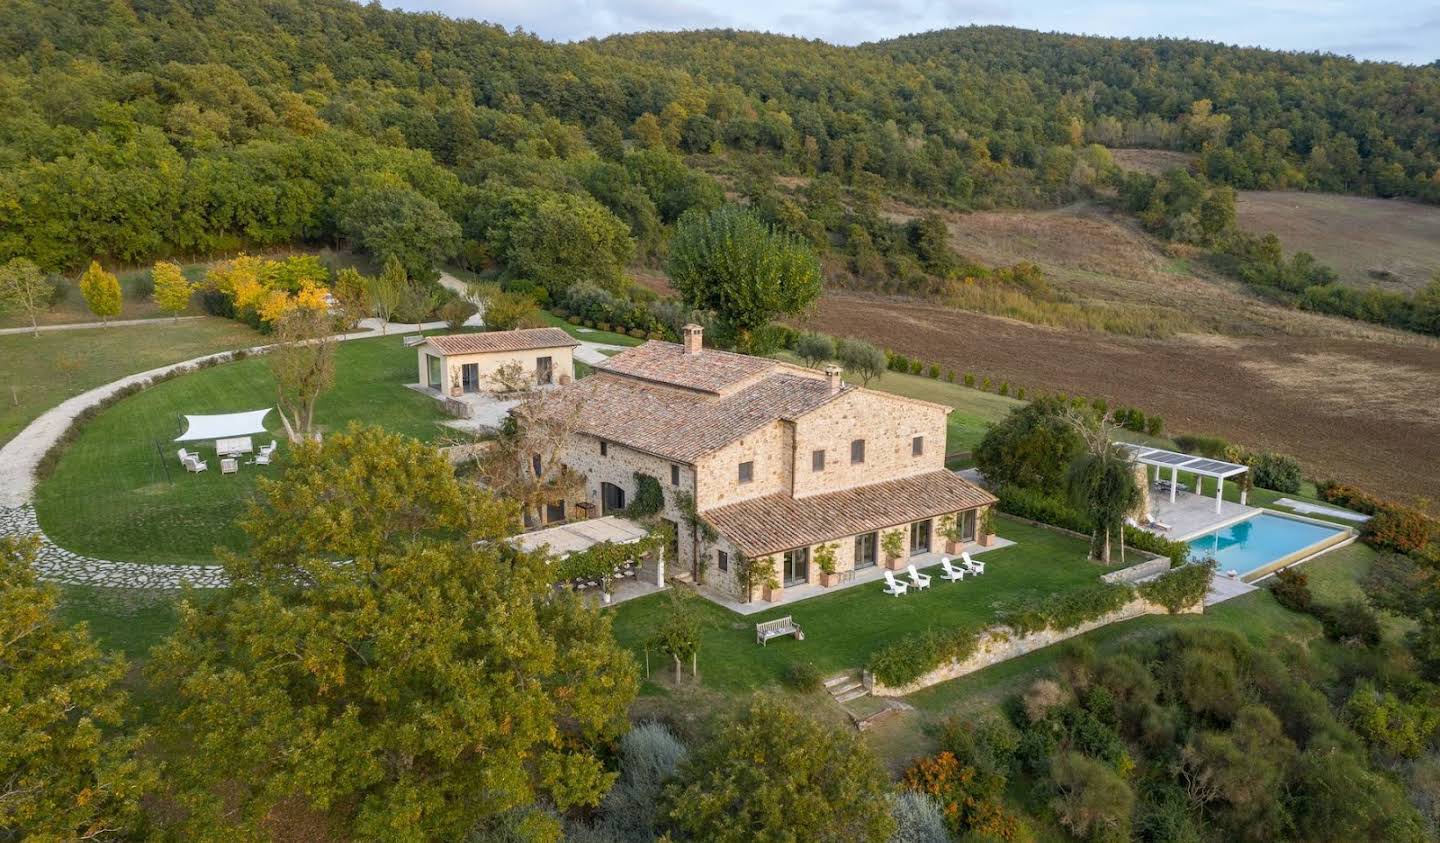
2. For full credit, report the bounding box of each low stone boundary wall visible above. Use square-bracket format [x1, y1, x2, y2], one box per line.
[439, 441, 492, 464]
[868, 596, 1203, 697]
[1101, 556, 1171, 584]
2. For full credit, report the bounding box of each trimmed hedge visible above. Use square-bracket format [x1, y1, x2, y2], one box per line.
[1137, 562, 1214, 613]
[998, 485, 1190, 567]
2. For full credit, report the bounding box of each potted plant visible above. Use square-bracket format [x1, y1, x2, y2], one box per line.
[882, 529, 907, 570]
[815, 543, 839, 587]
[939, 514, 963, 553]
[979, 508, 998, 547]
[448, 364, 463, 397]
[759, 557, 783, 602]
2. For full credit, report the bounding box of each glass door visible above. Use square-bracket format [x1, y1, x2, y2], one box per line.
[783, 547, 810, 587]
[961, 510, 977, 543]
[461, 363, 480, 393]
[854, 532, 877, 569]
[536, 356, 553, 385]
[910, 519, 931, 555]
[601, 482, 626, 515]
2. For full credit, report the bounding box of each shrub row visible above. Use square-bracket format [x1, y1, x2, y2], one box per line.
[1137, 562, 1214, 613]
[997, 485, 1189, 566]
[997, 582, 1138, 637]
[558, 283, 669, 338]
[1317, 481, 1438, 556]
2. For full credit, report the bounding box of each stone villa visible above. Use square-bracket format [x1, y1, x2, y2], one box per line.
[545, 324, 996, 602]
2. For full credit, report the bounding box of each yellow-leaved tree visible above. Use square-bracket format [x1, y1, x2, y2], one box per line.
[78, 260, 121, 326]
[150, 260, 195, 322]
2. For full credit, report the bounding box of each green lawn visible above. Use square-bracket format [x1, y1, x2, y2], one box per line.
[34, 336, 449, 565]
[0, 319, 261, 447]
[610, 519, 1116, 693]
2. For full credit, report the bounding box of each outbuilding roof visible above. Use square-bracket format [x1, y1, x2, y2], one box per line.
[425, 327, 579, 355]
[703, 470, 997, 557]
[1118, 443, 1249, 479]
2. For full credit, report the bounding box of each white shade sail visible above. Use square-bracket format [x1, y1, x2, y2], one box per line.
[174, 408, 273, 442]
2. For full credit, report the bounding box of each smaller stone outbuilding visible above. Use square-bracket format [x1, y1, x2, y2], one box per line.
[417, 328, 579, 395]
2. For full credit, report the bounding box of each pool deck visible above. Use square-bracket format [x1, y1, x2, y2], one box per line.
[1146, 490, 1259, 542]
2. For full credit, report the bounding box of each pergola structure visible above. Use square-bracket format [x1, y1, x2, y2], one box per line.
[511, 516, 665, 598]
[1118, 443, 1249, 514]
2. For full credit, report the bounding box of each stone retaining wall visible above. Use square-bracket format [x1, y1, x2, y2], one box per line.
[1101, 556, 1171, 584]
[868, 595, 1203, 697]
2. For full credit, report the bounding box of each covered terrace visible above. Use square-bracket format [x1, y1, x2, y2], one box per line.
[1119, 444, 1250, 515]
[512, 516, 667, 605]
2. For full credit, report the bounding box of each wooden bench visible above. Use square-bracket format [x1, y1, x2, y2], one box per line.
[756, 616, 803, 646]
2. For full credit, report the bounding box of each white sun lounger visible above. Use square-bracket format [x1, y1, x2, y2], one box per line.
[939, 557, 967, 582]
[960, 552, 985, 575]
[882, 571, 908, 596]
[906, 564, 932, 590]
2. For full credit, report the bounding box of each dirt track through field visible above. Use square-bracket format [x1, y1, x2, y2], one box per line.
[806, 293, 1440, 502]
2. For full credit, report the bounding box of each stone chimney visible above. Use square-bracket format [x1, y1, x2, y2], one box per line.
[682, 323, 703, 355]
[824, 364, 843, 395]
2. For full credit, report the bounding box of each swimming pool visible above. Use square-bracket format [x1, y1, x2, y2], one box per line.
[1186, 512, 1348, 580]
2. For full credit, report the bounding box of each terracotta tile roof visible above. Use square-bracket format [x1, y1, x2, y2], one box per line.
[702, 470, 998, 557]
[426, 328, 578, 355]
[597, 340, 775, 394]
[553, 370, 847, 462]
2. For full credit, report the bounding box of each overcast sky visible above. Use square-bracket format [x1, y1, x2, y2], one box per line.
[387, 0, 1439, 65]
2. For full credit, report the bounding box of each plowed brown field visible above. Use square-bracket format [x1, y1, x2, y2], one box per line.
[804, 293, 1440, 503]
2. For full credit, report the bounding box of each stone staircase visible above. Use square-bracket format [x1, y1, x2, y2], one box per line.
[824, 671, 870, 705]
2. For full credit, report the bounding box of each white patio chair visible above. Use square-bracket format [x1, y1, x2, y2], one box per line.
[221, 458, 238, 475]
[882, 571, 908, 597]
[179, 451, 207, 473]
[960, 552, 985, 575]
[939, 557, 967, 582]
[906, 564, 932, 590]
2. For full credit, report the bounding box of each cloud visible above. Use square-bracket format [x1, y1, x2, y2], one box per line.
[387, 0, 1440, 63]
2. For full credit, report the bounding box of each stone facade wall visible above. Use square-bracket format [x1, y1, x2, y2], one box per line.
[790, 389, 948, 499]
[694, 422, 792, 509]
[558, 432, 696, 569]
[418, 345, 575, 392]
[870, 596, 1205, 696]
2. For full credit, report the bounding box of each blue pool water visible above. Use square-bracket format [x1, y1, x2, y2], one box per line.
[1187, 513, 1344, 577]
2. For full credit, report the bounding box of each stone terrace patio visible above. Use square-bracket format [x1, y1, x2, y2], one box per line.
[699, 538, 1016, 616]
[1148, 489, 1258, 542]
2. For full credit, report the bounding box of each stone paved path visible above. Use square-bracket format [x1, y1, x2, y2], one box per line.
[0, 505, 228, 588]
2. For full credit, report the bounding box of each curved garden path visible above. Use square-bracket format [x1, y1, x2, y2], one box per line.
[0, 292, 624, 589]
[0, 316, 444, 588]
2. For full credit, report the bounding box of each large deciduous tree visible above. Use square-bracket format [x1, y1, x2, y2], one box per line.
[78, 260, 121, 326]
[150, 260, 195, 322]
[666, 205, 821, 353]
[149, 425, 638, 840]
[663, 695, 895, 842]
[336, 173, 461, 283]
[267, 307, 335, 443]
[974, 396, 1088, 490]
[0, 257, 50, 336]
[0, 536, 155, 839]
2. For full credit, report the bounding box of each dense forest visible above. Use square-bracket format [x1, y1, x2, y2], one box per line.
[2, 0, 1438, 330]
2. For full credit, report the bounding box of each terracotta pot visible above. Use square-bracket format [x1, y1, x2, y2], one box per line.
[763, 585, 784, 603]
[450, 386, 462, 397]
[819, 572, 840, 587]
[885, 556, 907, 571]
[945, 538, 960, 553]
[979, 532, 997, 548]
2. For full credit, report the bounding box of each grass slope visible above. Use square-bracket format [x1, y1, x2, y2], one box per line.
[0, 319, 260, 447]
[34, 336, 448, 565]
[1237, 191, 1440, 293]
[611, 519, 1114, 693]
